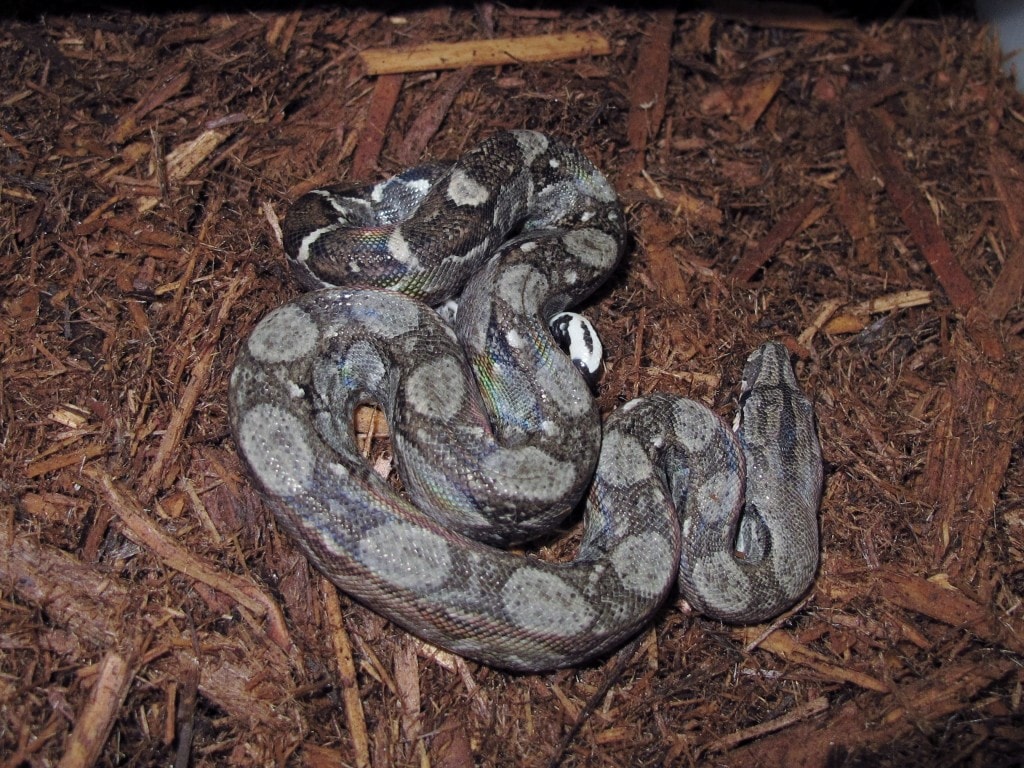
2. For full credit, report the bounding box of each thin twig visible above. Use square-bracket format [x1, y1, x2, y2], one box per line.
[546, 636, 644, 768]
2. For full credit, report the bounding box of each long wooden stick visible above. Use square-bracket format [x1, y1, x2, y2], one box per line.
[57, 652, 136, 768]
[854, 115, 978, 313]
[360, 31, 610, 75]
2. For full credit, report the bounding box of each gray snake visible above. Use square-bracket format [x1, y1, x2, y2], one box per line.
[228, 131, 823, 671]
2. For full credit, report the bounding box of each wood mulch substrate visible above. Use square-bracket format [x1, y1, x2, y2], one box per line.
[2, 3, 1023, 766]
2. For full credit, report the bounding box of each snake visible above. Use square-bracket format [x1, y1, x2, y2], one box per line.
[228, 131, 823, 672]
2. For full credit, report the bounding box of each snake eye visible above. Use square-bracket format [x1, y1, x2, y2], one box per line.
[548, 312, 603, 391]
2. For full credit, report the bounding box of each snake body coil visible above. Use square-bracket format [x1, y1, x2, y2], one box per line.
[229, 131, 822, 671]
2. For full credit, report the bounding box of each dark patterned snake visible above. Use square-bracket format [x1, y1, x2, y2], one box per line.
[228, 131, 823, 671]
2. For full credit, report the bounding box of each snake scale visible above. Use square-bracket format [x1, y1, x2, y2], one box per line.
[228, 131, 823, 671]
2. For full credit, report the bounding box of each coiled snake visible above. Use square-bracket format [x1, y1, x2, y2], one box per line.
[228, 131, 822, 671]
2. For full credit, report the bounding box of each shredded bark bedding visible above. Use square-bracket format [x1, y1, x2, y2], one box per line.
[1, 3, 1022, 766]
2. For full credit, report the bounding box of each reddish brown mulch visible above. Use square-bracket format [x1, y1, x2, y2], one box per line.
[2, 5, 1023, 767]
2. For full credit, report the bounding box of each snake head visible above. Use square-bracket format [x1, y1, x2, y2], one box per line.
[549, 311, 603, 392]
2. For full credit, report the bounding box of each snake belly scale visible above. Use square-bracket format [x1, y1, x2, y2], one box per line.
[228, 131, 823, 671]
